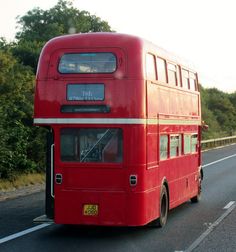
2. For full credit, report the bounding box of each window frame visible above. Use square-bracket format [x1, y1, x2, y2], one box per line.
[181, 68, 190, 89]
[191, 133, 198, 153]
[167, 62, 178, 86]
[58, 52, 117, 74]
[156, 56, 167, 83]
[160, 134, 169, 160]
[146, 53, 157, 81]
[184, 134, 191, 154]
[184, 133, 198, 155]
[60, 128, 123, 163]
[189, 72, 198, 91]
[170, 134, 182, 158]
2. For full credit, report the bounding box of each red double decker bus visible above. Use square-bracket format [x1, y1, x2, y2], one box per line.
[34, 33, 203, 227]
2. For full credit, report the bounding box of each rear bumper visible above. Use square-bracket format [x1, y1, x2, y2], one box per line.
[54, 188, 159, 226]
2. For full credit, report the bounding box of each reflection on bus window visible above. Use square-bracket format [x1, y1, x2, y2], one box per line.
[189, 72, 197, 91]
[58, 53, 116, 73]
[156, 57, 167, 83]
[60, 128, 123, 163]
[182, 69, 189, 89]
[191, 134, 198, 153]
[146, 54, 156, 80]
[167, 63, 177, 85]
[170, 135, 181, 157]
[160, 135, 168, 160]
[184, 134, 191, 154]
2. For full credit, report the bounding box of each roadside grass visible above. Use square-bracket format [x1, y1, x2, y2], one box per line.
[0, 173, 45, 191]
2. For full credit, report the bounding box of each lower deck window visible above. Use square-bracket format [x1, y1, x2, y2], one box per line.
[191, 134, 198, 153]
[160, 135, 168, 160]
[61, 128, 123, 163]
[170, 135, 181, 157]
[184, 134, 198, 154]
[184, 135, 191, 154]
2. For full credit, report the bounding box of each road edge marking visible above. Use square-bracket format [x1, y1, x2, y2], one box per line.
[184, 203, 236, 252]
[0, 223, 51, 244]
[223, 201, 235, 209]
[202, 153, 236, 168]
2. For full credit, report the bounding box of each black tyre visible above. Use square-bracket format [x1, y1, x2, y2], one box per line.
[149, 185, 169, 227]
[191, 174, 202, 203]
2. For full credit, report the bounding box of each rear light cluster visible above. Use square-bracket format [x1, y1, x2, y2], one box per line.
[130, 175, 137, 186]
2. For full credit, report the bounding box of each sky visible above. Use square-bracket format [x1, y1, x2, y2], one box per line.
[1, 0, 236, 93]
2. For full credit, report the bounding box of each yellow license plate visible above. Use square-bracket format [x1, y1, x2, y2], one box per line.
[83, 204, 98, 216]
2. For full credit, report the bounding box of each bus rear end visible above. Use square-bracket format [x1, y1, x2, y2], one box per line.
[34, 33, 150, 226]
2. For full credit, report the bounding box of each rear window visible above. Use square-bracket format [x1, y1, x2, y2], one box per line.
[58, 53, 117, 74]
[60, 128, 123, 163]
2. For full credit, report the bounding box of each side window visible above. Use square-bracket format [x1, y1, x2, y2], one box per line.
[146, 54, 156, 80]
[170, 136, 179, 157]
[167, 63, 177, 85]
[156, 57, 167, 83]
[160, 135, 168, 160]
[176, 65, 181, 87]
[184, 134, 191, 154]
[170, 135, 181, 157]
[191, 134, 198, 153]
[189, 72, 197, 91]
[182, 69, 189, 89]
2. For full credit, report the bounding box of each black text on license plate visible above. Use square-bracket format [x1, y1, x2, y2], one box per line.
[83, 204, 98, 216]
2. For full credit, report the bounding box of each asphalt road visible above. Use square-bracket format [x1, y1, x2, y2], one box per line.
[0, 144, 236, 252]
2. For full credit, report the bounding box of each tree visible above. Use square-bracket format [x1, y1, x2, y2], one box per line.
[207, 88, 236, 133]
[200, 85, 236, 138]
[0, 48, 46, 179]
[229, 92, 236, 110]
[200, 85, 221, 139]
[13, 0, 113, 71]
[0, 1, 115, 180]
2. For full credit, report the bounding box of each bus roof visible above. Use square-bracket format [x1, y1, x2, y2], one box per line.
[37, 32, 196, 77]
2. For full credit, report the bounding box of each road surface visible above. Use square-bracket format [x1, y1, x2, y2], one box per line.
[0, 144, 236, 251]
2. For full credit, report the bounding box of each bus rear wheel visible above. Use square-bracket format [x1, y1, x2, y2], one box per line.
[149, 185, 168, 227]
[191, 175, 202, 203]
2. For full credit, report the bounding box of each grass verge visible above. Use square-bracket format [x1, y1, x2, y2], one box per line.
[0, 173, 45, 192]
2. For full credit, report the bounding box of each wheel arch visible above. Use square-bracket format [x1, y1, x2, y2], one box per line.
[161, 177, 169, 210]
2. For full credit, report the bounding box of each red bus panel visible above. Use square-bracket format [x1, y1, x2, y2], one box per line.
[34, 33, 202, 226]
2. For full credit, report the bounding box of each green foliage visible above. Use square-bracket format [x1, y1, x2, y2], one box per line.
[1, 0, 236, 180]
[13, 0, 113, 72]
[12, 40, 44, 73]
[0, 47, 46, 179]
[228, 92, 236, 109]
[16, 1, 112, 41]
[200, 85, 236, 139]
[0, 0, 113, 180]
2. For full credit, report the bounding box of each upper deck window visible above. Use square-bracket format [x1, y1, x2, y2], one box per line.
[146, 54, 157, 80]
[182, 69, 189, 89]
[167, 63, 177, 85]
[189, 72, 198, 91]
[58, 53, 117, 74]
[156, 57, 167, 83]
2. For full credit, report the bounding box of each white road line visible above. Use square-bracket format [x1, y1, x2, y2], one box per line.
[1, 151, 235, 246]
[202, 153, 236, 168]
[0, 224, 51, 244]
[184, 203, 236, 252]
[223, 201, 235, 209]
